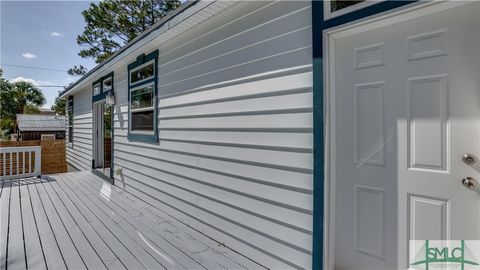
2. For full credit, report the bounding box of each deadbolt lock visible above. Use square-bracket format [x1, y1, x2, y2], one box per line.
[462, 154, 477, 165]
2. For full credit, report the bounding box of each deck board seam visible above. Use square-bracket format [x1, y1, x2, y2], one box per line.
[41, 178, 108, 270]
[55, 173, 152, 269]
[78, 173, 220, 270]
[79, 171, 257, 269]
[18, 179, 29, 268]
[22, 178, 48, 270]
[30, 181, 71, 269]
[53, 174, 142, 269]
[55, 174, 146, 269]
[99, 169, 262, 269]
[81, 173, 239, 270]
[46, 175, 128, 270]
[61, 173, 169, 270]
[35, 181, 88, 269]
[5, 181, 12, 270]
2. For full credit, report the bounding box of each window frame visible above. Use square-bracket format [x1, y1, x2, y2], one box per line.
[129, 61, 155, 85]
[127, 50, 159, 143]
[92, 72, 114, 103]
[93, 82, 101, 96]
[102, 76, 113, 93]
[324, 1, 380, 20]
[129, 82, 155, 135]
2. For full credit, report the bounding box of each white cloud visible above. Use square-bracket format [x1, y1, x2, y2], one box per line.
[51, 32, 62, 37]
[10, 77, 51, 86]
[21, 52, 37, 59]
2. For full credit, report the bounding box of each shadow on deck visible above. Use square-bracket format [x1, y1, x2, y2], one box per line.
[0, 171, 264, 270]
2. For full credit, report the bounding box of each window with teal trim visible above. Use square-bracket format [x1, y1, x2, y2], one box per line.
[92, 72, 114, 103]
[127, 50, 159, 143]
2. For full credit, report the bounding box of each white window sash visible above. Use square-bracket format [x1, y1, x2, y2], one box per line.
[129, 60, 155, 85]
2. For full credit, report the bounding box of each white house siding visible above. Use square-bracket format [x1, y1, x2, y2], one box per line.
[67, 86, 93, 171]
[111, 2, 313, 269]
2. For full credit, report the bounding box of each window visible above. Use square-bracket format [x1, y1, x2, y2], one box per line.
[331, 0, 364, 12]
[130, 62, 155, 84]
[130, 83, 154, 132]
[103, 77, 112, 92]
[325, 0, 376, 20]
[93, 82, 101, 95]
[67, 96, 74, 144]
[127, 50, 159, 143]
[92, 72, 114, 102]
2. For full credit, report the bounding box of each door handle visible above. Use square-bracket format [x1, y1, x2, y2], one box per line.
[462, 177, 480, 192]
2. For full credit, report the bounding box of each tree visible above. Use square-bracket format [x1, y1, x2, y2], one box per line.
[51, 91, 66, 116]
[0, 76, 46, 137]
[55, 65, 87, 115]
[11, 81, 46, 115]
[76, 0, 181, 63]
[68, 65, 88, 76]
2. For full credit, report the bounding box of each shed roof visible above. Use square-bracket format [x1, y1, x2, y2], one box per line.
[17, 114, 65, 132]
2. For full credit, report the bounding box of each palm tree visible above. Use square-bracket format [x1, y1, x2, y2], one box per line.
[0, 79, 45, 137]
[11, 81, 45, 114]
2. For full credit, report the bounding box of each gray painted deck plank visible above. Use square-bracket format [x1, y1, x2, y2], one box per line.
[19, 178, 47, 270]
[7, 180, 27, 270]
[117, 179, 263, 269]
[46, 176, 126, 270]
[78, 172, 218, 270]
[63, 173, 175, 269]
[81, 172, 246, 270]
[59, 173, 166, 270]
[26, 180, 66, 270]
[3, 171, 261, 270]
[32, 179, 87, 269]
[53, 174, 145, 270]
[131, 194, 253, 270]
[38, 178, 108, 270]
[0, 180, 9, 270]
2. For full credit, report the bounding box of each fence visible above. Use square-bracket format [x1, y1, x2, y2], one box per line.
[0, 146, 41, 180]
[0, 140, 67, 175]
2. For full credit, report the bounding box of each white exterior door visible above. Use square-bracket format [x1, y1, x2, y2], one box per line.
[331, 3, 480, 269]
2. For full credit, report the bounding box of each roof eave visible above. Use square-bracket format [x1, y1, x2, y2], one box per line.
[59, 0, 199, 99]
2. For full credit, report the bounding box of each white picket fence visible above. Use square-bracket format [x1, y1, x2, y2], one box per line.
[0, 146, 41, 180]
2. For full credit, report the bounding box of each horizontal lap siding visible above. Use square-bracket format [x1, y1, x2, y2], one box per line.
[112, 2, 313, 269]
[67, 86, 92, 171]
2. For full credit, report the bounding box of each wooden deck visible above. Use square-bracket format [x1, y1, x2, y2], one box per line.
[0, 171, 264, 270]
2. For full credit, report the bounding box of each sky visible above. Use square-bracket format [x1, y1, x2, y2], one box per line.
[1, 1, 98, 109]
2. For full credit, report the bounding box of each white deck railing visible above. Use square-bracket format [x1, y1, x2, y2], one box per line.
[0, 146, 41, 180]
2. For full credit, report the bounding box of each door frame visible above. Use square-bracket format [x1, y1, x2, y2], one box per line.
[321, 1, 468, 269]
[93, 100, 105, 169]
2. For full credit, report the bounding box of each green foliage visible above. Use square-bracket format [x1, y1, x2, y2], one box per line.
[51, 91, 66, 116]
[0, 72, 46, 138]
[10, 81, 46, 114]
[68, 65, 88, 76]
[76, 0, 181, 64]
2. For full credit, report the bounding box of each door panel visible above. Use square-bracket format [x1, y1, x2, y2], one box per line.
[332, 3, 480, 269]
